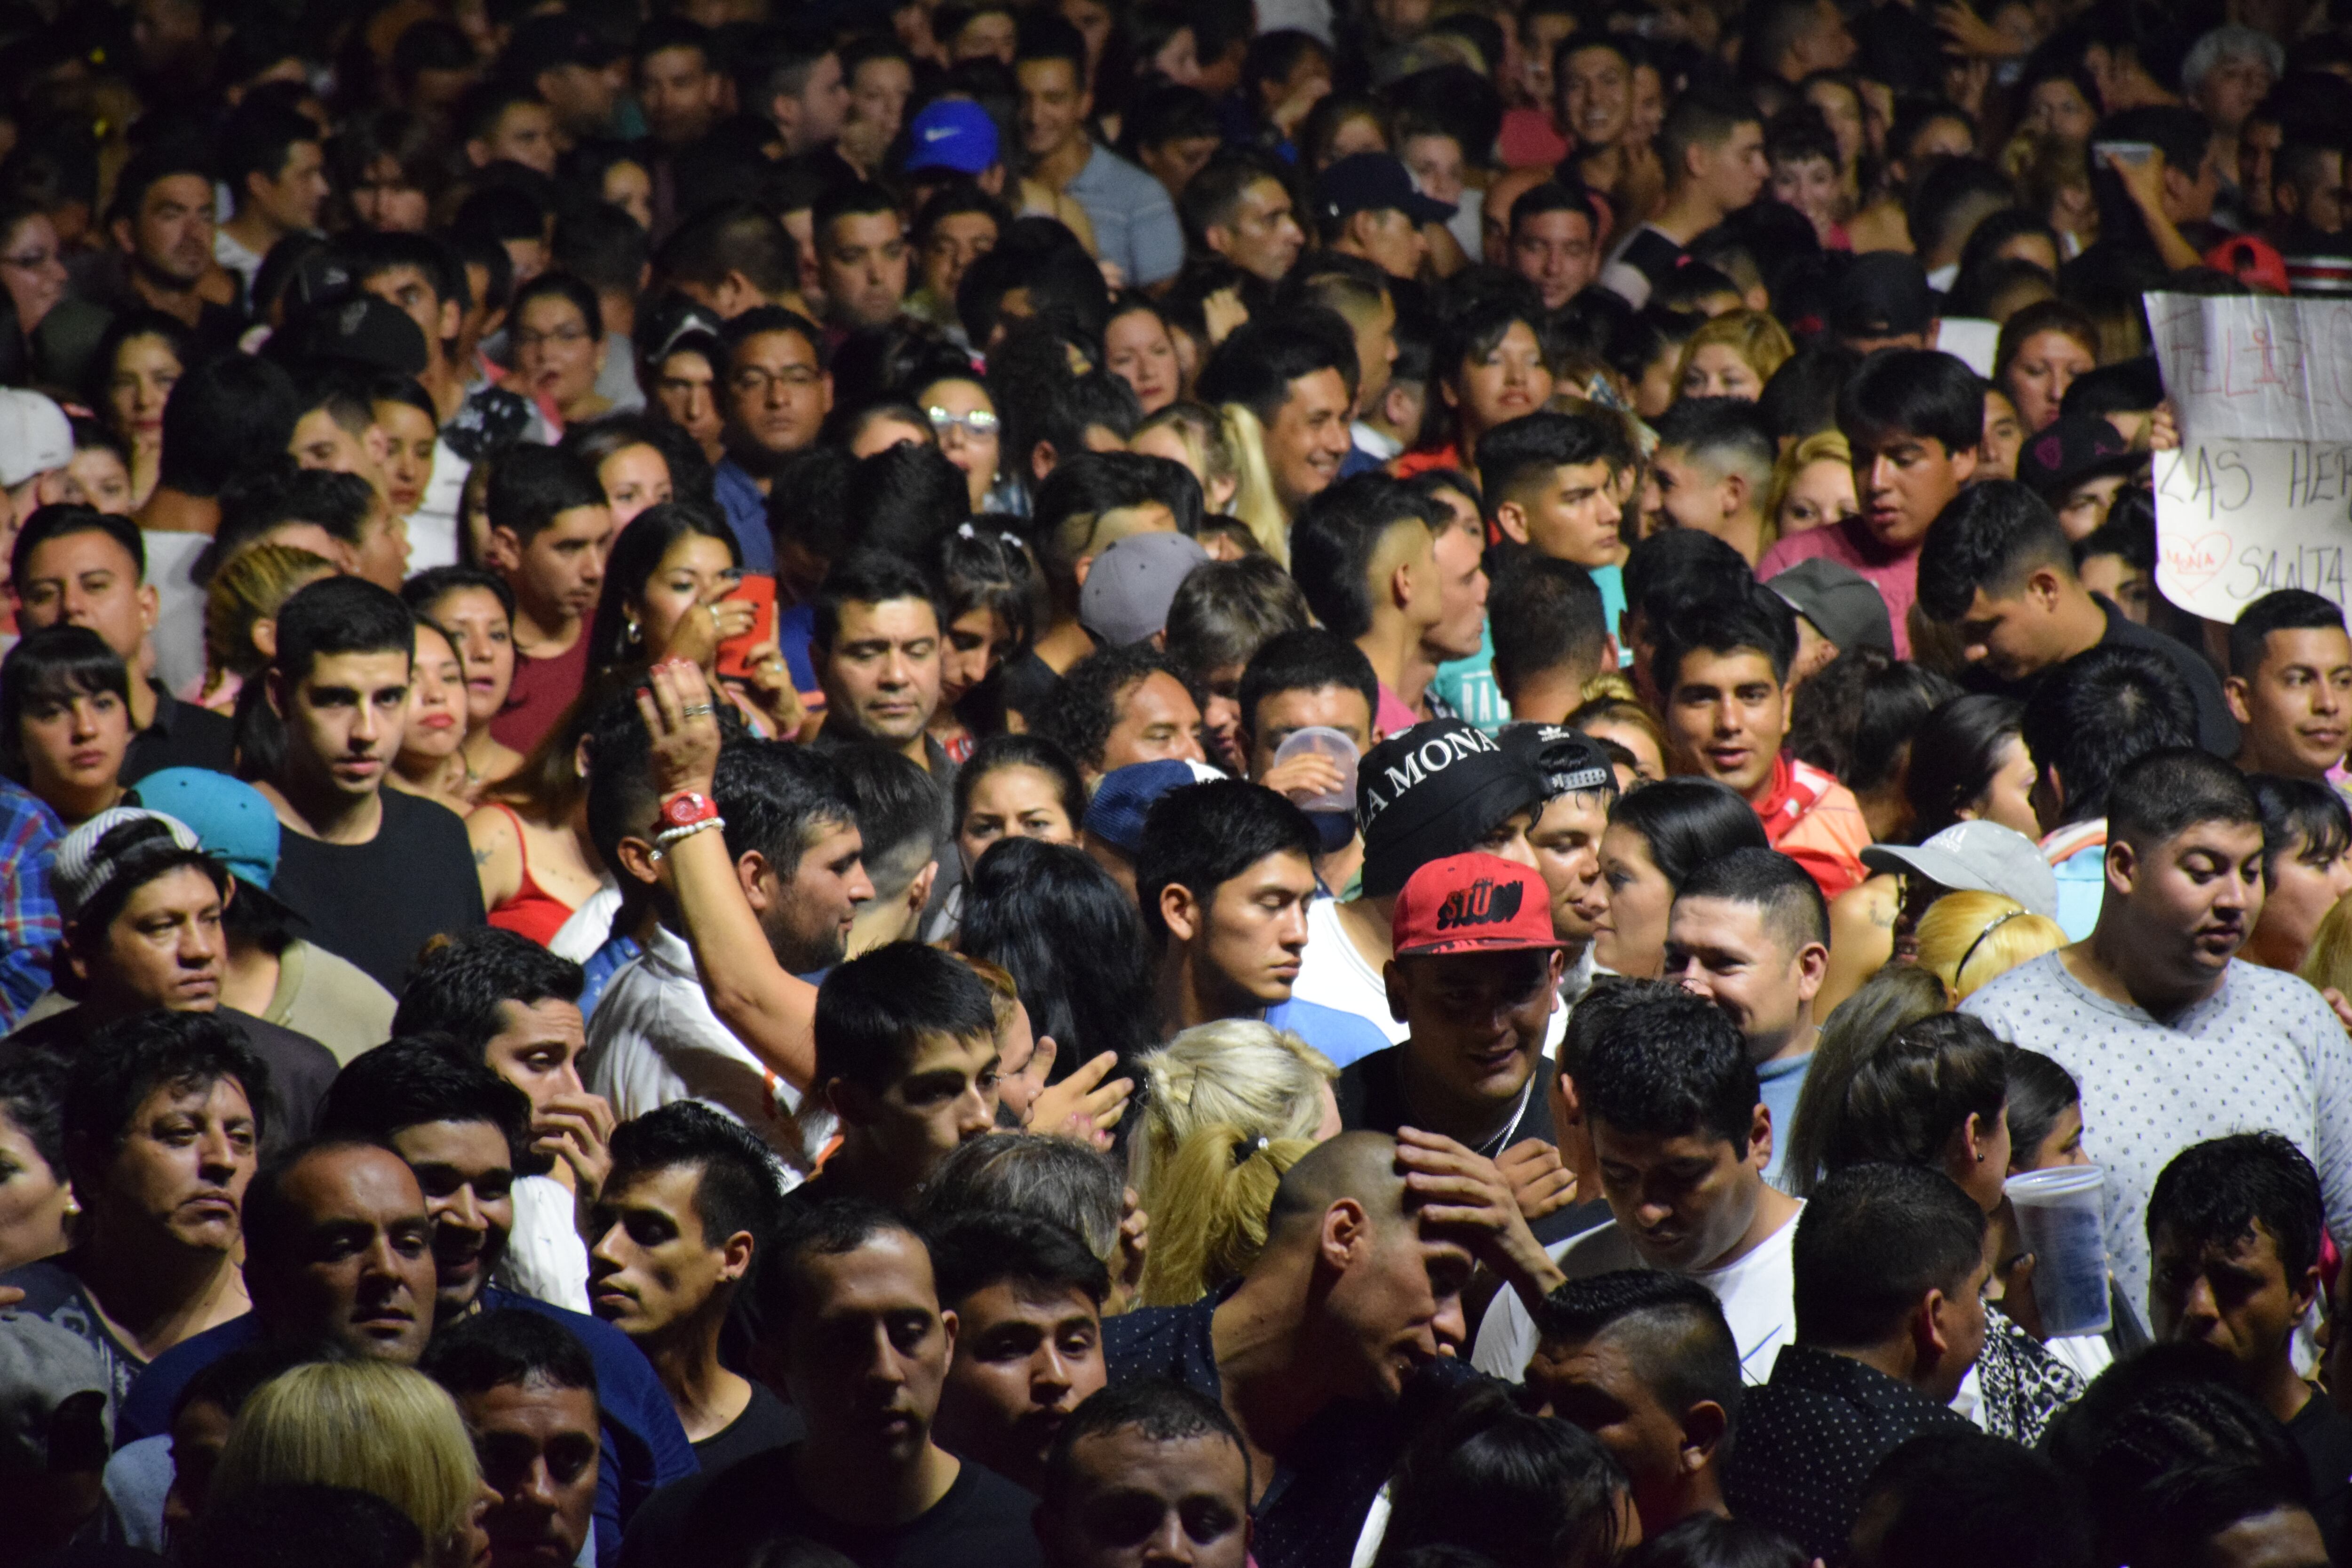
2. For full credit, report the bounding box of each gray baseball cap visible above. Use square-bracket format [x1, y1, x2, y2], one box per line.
[1769, 557, 1895, 656]
[1080, 532, 1211, 647]
[0, 1310, 110, 1474]
[1860, 820, 2057, 919]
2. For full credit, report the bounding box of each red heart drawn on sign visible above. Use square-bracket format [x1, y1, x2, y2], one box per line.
[2166, 531, 2231, 590]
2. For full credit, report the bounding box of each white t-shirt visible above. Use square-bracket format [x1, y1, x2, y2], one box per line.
[144, 530, 212, 697]
[493, 1171, 590, 1313]
[1472, 1204, 1801, 1385]
[580, 922, 814, 1178]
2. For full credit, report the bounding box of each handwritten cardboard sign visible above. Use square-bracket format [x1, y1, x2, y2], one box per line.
[2153, 439, 2352, 620]
[2147, 292, 2352, 444]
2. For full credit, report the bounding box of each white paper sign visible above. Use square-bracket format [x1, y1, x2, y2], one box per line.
[2153, 438, 2352, 620]
[2147, 292, 2352, 443]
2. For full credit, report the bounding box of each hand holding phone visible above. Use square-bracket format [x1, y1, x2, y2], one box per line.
[714, 573, 778, 681]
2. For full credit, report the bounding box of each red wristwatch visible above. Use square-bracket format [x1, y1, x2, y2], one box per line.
[659, 791, 718, 830]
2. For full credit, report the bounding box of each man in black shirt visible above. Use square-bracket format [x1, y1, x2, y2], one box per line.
[2147, 1133, 2352, 1554]
[254, 576, 485, 992]
[927, 1210, 1107, 1495]
[1103, 1129, 1562, 1568]
[1037, 1380, 1254, 1568]
[1722, 1164, 1989, 1565]
[1334, 853, 1581, 1243]
[619, 1199, 1045, 1568]
[9, 504, 234, 782]
[1915, 479, 2240, 755]
[9, 807, 337, 1142]
[587, 1102, 801, 1470]
[424, 1310, 602, 1568]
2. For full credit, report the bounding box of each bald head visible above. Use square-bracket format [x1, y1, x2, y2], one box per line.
[1264, 1130, 1413, 1244]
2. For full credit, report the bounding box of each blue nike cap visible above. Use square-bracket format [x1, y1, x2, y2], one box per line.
[906, 99, 1000, 175]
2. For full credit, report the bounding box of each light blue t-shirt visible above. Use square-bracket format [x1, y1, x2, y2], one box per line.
[2051, 844, 2105, 940]
[1066, 145, 1185, 287]
[1266, 995, 1392, 1068]
[1757, 1051, 1811, 1189]
[1591, 563, 1630, 665]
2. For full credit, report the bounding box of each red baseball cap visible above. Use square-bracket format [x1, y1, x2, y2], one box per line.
[1391, 853, 1562, 957]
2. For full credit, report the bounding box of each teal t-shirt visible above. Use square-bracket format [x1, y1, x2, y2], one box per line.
[1426, 561, 1632, 734]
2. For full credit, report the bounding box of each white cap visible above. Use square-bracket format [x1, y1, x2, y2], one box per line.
[1860, 820, 2059, 920]
[52, 808, 205, 924]
[0, 390, 71, 490]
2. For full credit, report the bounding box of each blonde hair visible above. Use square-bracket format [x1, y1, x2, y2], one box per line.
[199, 544, 337, 700]
[1135, 1020, 1336, 1305]
[1915, 890, 2068, 1000]
[1217, 404, 1291, 565]
[1138, 402, 1240, 509]
[1763, 429, 1851, 533]
[2299, 895, 2352, 996]
[1567, 675, 1669, 772]
[1672, 310, 1794, 398]
[210, 1361, 481, 1558]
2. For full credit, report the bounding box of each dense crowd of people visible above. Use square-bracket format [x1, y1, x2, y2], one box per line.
[0, 0, 2351, 1563]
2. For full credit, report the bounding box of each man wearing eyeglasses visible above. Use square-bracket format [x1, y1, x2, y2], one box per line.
[710, 308, 834, 575]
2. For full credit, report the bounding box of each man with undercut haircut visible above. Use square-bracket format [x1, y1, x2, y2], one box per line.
[1037, 1379, 1254, 1568]
[1289, 475, 1446, 735]
[1491, 562, 1620, 724]
[1917, 481, 2238, 755]
[1964, 749, 2352, 1318]
[1104, 1130, 1565, 1568]
[925, 1210, 1108, 1494]
[1599, 89, 1767, 306]
[1473, 983, 1800, 1388]
[1527, 1270, 1741, 1537]
[1666, 848, 1829, 1186]
[1722, 1164, 1986, 1563]
[1642, 399, 1777, 569]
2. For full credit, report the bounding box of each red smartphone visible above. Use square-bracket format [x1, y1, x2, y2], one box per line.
[714, 573, 778, 681]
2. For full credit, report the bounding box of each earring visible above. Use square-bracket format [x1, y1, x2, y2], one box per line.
[626, 616, 641, 644]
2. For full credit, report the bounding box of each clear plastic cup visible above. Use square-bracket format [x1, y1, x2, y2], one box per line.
[1270, 726, 1360, 812]
[2004, 1165, 2112, 1337]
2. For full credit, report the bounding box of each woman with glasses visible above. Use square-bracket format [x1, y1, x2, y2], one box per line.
[0, 197, 105, 391]
[510, 272, 612, 431]
[913, 370, 1009, 512]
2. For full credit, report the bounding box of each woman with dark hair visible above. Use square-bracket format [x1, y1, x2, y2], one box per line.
[2004, 1048, 2088, 1173]
[913, 367, 1009, 513]
[1593, 778, 1772, 977]
[953, 733, 1085, 861]
[0, 1052, 68, 1269]
[1788, 649, 1959, 843]
[511, 272, 613, 429]
[1398, 293, 1556, 475]
[404, 566, 526, 794]
[1103, 293, 1182, 414]
[85, 311, 193, 512]
[935, 523, 1044, 759]
[2242, 774, 2352, 974]
[328, 108, 443, 233]
[1, 625, 133, 826]
[959, 836, 1157, 1075]
[465, 670, 626, 945]
[1904, 694, 2037, 842]
[561, 412, 715, 530]
[583, 502, 801, 737]
[0, 195, 104, 391]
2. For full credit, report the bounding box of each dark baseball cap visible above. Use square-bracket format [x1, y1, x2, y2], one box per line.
[1357, 718, 1544, 900]
[509, 14, 623, 77]
[1312, 152, 1456, 228]
[1831, 252, 1935, 340]
[281, 297, 429, 377]
[1501, 723, 1616, 800]
[1769, 558, 1895, 655]
[2015, 414, 2139, 501]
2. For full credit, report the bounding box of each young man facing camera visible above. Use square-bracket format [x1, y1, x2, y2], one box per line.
[1335, 854, 1581, 1242]
[422, 1310, 603, 1568]
[1137, 778, 1391, 1068]
[1666, 848, 1829, 1186]
[1756, 349, 1984, 660]
[924, 1210, 1109, 1496]
[256, 577, 485, 993]
[617, 1202, 1046, 1568]
[588, 1101, 796, 1467]
[1035, 1380, 1255, 1568]
[800, 941, 1003, 1213]
[1655, 586, 1871, 899]
[1472, 983, 1799, 1386]
[481, 446, 614, 754]
[1964, 749, 2352, 1317]
[1234, 627, 1379, 894]
[1195, 322, 1357, 540]
[1477, 412, 1634, 637]
[2225, 589, 2352, 785]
